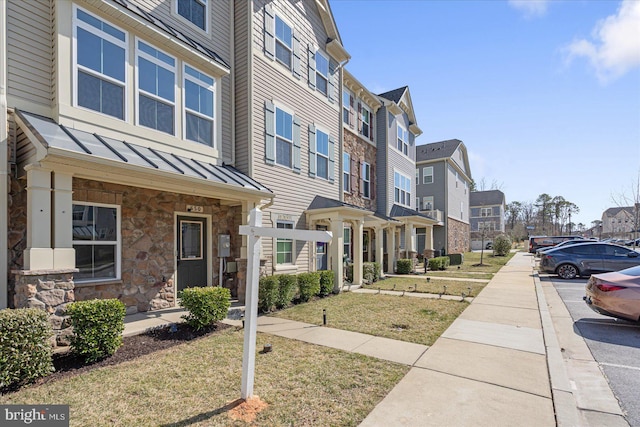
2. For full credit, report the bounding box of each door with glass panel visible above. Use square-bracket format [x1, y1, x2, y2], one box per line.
[177, 216, 207, 291]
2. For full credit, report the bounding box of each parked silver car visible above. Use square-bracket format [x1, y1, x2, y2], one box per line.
[540, 242, 640, 279]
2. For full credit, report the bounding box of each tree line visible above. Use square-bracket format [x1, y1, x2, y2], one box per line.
[505, 194, 581, 239]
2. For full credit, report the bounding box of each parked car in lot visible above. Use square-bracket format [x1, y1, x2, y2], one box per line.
[540, 242, 640, 279]
[535, 238, 597, 257]
[584, 265, 640, 321]
[528, 235, 586, 253]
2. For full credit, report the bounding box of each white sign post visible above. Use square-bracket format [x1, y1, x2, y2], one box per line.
[238, 207, 332, 399]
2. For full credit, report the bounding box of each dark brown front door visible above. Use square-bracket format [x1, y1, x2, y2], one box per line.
[177, 216, 207, 291]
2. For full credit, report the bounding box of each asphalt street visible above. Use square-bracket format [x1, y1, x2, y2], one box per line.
[542, 275, 640, 427]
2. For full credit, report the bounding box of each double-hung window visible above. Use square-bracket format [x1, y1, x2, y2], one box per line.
[423, 166, 433, 184]
[481, 207, 492, 217]
[276, 221, 294, 264]
[394, 171, 411, 206]
[361, 106, 371, 139]
[72, 203, 120, 281]
[362, 162, 371, 199]
[74, 7, 127, 120]
[397, 124, 409, 155]
[276, 107, 293, 168]
[342, 90, 351, 125]
[315, 51, 329, 95]
[176, 0, 207, 31]
[184, 64, 215, 146]
[275, 16, 292, 69]
[343, 227, 352, 262]
[343, 152, 350, 193]
[137, 40, 176, 135]
[316, 129, 329, 180]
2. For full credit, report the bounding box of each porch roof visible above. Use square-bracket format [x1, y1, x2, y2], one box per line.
[14, 110, 273, 200]
[390, 204, 440, 226]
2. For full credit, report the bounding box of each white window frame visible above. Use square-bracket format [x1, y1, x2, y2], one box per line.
[72, 201, 121, 283]
[397, 124, 409, 155]
[343, 226, 352, 262]
[174, 0, 209, 33]
[183, 63, 216, 147]
[342, 89, 351, 125]
[423, 196, 434, 211]
[275, 104, 294, 169]
[316, 127, 329, 180]
[416, 168, 419, 184]
[394, 170, 411, 207]
[276, 220, 294, 265]
[73, 5, 128, 121]
[362, 161, 371, 199]
[315, 50, 329, 96]
[274, 14, 293, 70]
[135, 38, 177, 136]
[360, 104, 372, 139]
[343, 152, 350, 193]
[481, 207, 492, 217]
[423, 166, 433, 184]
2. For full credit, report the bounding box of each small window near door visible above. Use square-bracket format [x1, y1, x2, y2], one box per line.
[73, 202, 120, 281]
[180, 220, 203, 259]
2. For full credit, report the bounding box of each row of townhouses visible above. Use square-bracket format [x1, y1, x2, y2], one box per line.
[0, 0, 476, 324]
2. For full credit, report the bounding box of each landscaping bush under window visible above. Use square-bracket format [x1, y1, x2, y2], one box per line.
[318, 270, 334, 296]
[258, 276, 279, 313]
[276, 274, 297, 309]
[180, 287, 231, 330]
[396, 259, 413, 274]
[298, 272, 320, 302]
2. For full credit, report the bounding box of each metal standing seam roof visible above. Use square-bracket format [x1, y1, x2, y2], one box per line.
[15, 110, 272, 195]
[390, 204, 438, 222]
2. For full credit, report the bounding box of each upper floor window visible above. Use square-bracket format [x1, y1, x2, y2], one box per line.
[423, 166, 433, 184]
[416, 168, 419, 184]
[315, 51, 329, 95]
[176, 0, 207, 31]
[184, 65, 214, 146]
[394, 171, 411, 206]
[481, 207, 492, 217]
[362, 162, 371, 199]
[361, 105, 372, 139]
[316, 129, 329, 180]
[276, 107, 293, 168]
[343, 152, 350, 193]
[423, 196, 434, 211]
[343, 89, 351, 125]
[397, 124, 409, 155]
[137, 40, 176, 135]
[74, 7, 127, 120]
[275, 16, 292, 69]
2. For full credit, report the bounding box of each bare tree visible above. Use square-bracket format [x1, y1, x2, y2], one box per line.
[610, 170, 640, 247]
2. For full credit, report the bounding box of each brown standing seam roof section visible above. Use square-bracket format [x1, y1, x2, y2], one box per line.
[15, 109, 272, 195]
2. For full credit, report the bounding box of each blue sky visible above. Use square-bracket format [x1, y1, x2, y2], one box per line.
[331, 0, 640, 228]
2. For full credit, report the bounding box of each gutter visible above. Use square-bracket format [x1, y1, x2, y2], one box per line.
[0, 0, 8, 308]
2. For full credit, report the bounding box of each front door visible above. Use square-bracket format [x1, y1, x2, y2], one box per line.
[177, 216, 207, 291]
[316, 225, 328, 271]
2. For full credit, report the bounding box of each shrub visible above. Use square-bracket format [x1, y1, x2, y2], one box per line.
[298, 272, 320, 302]
[428, 256, 450, 271]
[0, 308, 54, 390]
[276, 274, 297, 309]
[258, 276, 279, 312]
[179, 287, 231, 330]
[493, 234, 512, 256]
[318, 270, 334, 296]
[66, 299, 126, 363]
[396, 259, 413, 274]
[448, 253, 464, 266]
[346, 264, 353, 283]
[363, 262, 381, 283]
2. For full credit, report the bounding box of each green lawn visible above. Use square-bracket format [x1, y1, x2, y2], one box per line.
[364, 277, 487, 297]
[414, 250, 516, 279]
[272, 292, 468, 346]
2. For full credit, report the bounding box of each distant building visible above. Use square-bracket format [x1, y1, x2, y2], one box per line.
[469, 190, 506, 249]
[601, 207, 639, 238]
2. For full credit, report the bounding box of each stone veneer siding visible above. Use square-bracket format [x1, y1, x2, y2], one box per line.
[343, 129, 376, 210]
[447, 217, 470, 254]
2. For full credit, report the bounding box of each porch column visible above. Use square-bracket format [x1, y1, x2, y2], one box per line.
[386, 225, 396, 274]
[352, 219, 364, 286]
[426, 225, 434, 251]
[374, 225, 385, 278]
[52, 171, 75, 269]
[404, 223, 415, 258]
[329, 218, 344, 292]
[24, 165, 53, 270]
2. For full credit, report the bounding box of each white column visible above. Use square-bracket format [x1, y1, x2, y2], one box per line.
[329, 218, 344, 292]
[52, 171, 75, 269]
[404, 223, 414, 258]
[352, 219, 364, 286]
[375, 225, 385, 278]
[386, 225, 396, 273]
[24, 165, 53, 270]
[426, 225, 434, 251]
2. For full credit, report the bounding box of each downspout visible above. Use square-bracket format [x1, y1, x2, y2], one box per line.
[335, 59, 348, 202]
[247, 0, 253, 177]
[0, 0, 9, 308]
[229, 0, 235, 166]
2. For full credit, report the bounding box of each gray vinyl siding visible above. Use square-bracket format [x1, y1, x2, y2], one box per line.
[446, 163, 469, 224]
[234, 0, 251, 173]
[383, 111, 417, 215]
[6, 0, 52, 108]
[247, 1, 341, 273]
[375, 107, 388, 214]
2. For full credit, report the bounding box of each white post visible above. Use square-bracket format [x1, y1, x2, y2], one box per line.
[241, 208, 262, 399]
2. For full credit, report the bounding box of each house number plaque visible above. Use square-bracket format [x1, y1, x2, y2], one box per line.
[186, 205, 204, 213]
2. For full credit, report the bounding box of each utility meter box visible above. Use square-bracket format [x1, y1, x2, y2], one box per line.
[218, 234, 231, 257]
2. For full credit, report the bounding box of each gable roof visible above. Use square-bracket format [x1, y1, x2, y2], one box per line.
[315, 0, 350, 63]
[377, 86, 421, 135]
[378, 87, 407, 104]
[416, 139, 462, 161]
[603, 206, 635, 217]
[470, 190, 505, 207]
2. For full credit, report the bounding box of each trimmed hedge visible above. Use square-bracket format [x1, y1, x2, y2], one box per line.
[428, 256, 450, 271]
[447, 253, 464, 266]
[363, 262, 381, 283]
[493, 234, 512, 256]
[396, 259, 413, 274]
[258, 275, 279, 313]
[0, 308, 54, 390]
[298, 272, 320, 302]
[67, 299, 126, 363]
[276, 274, 297, 309]
[318, 270, 334, 296]
[180, 287, 231, 330]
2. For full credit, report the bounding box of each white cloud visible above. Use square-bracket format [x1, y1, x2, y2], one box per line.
[508, 0, 550, 18]
[564, 0, 640, 82]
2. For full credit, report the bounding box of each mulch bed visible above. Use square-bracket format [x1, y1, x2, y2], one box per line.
[18, 322, 232, 390]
